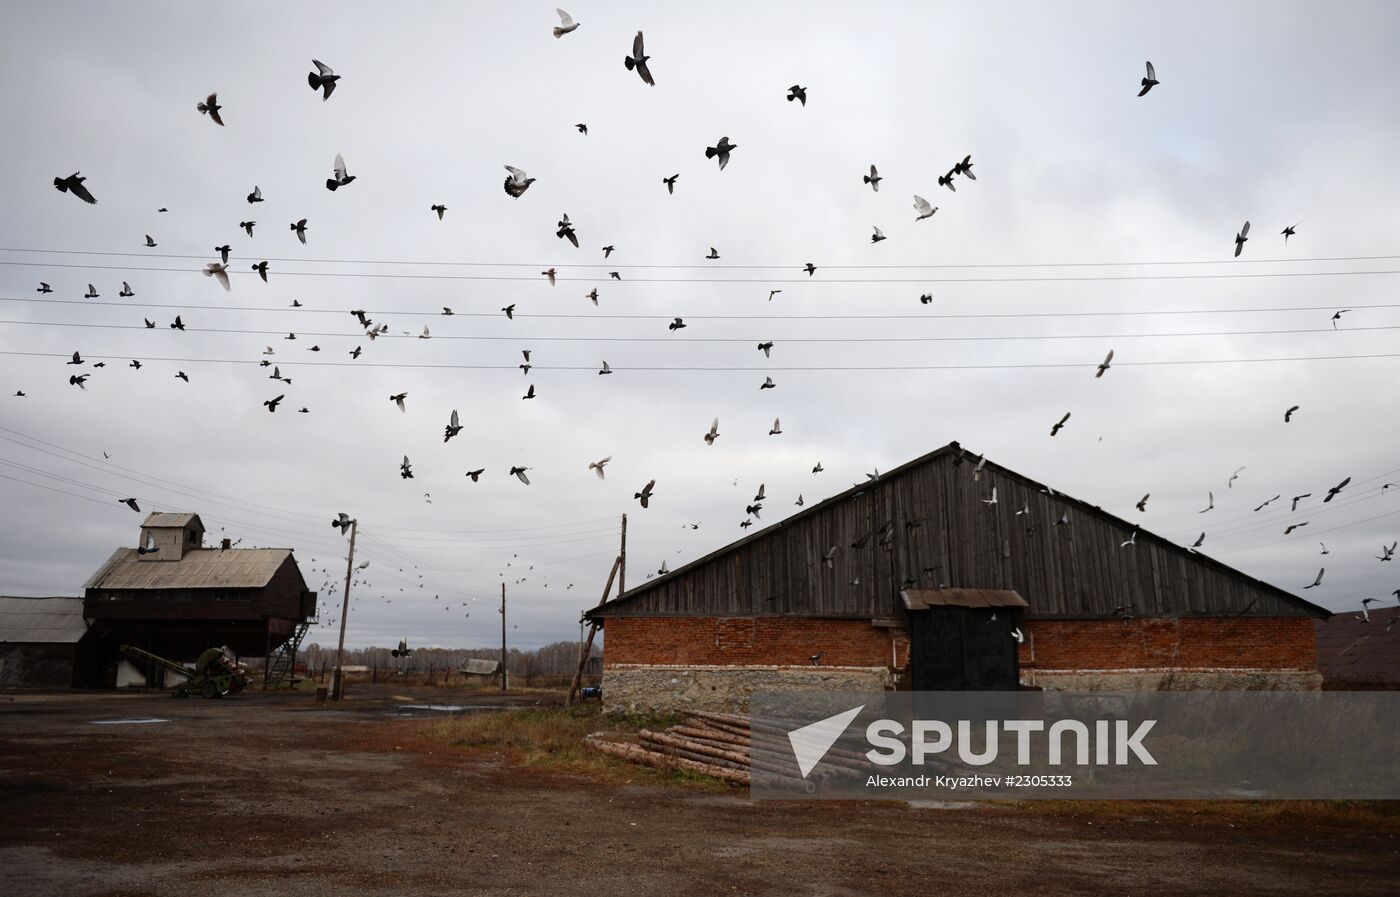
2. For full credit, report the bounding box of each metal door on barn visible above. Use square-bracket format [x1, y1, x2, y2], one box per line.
[901, 589, 1027, 690]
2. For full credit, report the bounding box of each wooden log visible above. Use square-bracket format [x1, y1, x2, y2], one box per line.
[673, 724, 750, 748]
[640, 730, 748, 766]
[584, 737, 748, 785]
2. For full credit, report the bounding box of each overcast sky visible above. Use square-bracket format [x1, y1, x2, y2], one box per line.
[2, 1, 1398, 652]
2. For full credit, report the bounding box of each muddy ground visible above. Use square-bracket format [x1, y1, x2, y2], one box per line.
[1, 686, 1397, 897]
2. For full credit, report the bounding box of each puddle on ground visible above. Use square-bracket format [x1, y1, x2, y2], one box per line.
[90, 718, 171, 725]
[394, 704, 497, 716]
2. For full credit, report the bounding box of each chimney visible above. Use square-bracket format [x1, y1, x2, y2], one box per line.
[221, 538, 232, 550]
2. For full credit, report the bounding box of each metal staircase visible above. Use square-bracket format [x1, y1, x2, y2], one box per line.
[262, 621, 310, 689]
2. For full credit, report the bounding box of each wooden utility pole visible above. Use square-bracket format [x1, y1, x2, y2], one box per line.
[331, 518, 358, 701]
[567, 515, 628, 704]
[500, 582, 508, 691]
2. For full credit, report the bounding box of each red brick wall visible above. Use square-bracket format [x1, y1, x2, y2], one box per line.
[603, 617, 909, 669]
[1020, 617, 1317, 671]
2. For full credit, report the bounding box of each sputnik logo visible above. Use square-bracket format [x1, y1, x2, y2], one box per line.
[787, 705, 864, 778]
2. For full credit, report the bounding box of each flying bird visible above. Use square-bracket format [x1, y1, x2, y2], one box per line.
[588, 457, 611, 480]
[247, 185, 263, 204]
[769, 418, 782, 436]
[598, 360, 612, 375]
[400, 456, 414, 479]
[1137, 61, 1158, 96]
[952, 155, 975, 179]
[706, 247, 720, 259]
[1233, 220, 1250, 257]
[1136, 494, 1150, 512]
[624, 31, 654, 85]
[760, 376, 775, 390]
[1324, 477, 1351, 502]
[252, 261, 269, 282]
[84, 284, 98, 298]
[703, 418, 720, 445]
[1282, 223, 1298, 243]
[175, 371, 189, 382]
[503, 165, 535, 197]
[938, 172, 956, 192]
[668, 317, 686, 331]
[502, 304, 515, 319]
[169, 315, 185, 331]
[325, 153, 356, 191]
[291, 219, 308, 244]
[757, 341, 773, 357]
[1228, 466, 1245, 488]
[552, 7, 579, 37]
[1190, 533, 1205, 548]
[390, 392, 408, 413]
[240, 221, 256, 237]
[1285, 405, 1299, 422]
[308, 60, 340, 100]
[1284, 523, 1309, 535]
[119, 282, 134, 297]
[53, 172, 97, 204]
[812, 462, 824, 474]
[1303, 568, 1324, 589]
[68, 374, 88, 389]
[143, 234, 157, 247]
[332, 513, 352, 534]
[37, 282, 52, 293]
[1378, 542, 1397, 562]
[509, 466, 531, 485]
[1095, 350, 1114, 378]
[1254, 495, 1281, 512]
[263, 394, 284, 413]
[663, 174, 678, 194]
[705, 136, 736, 170]
[431, 204, 446, 220]
[465, 468, 485, 482]
[1290, 493, 1311, 511]
[119, 498, 141, 513]
[203, 263, 231, 292]
[575, 123, 587, 135]
[443, 410, 461, 442]
[803, 262, 817, 276]
[522, 384, 536, 400]
[1332, 309, 1350, 329]
[787, 84, 807, 105]
[1050, 412, 1071, 436]
[196, 93, 224, 126]
[870, 226, 886, 244]
[913, 195, 937, 221]
[542, 267, 557, 286]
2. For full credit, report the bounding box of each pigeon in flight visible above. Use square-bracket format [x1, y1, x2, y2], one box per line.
[196, 93, 224, 126]
[870, 226, 886, 244]
[1199, 492, 1214, 513]
[1254, 495, 1281, 511]
[913, 195, 937, 221]
[203, 263, 231, 292]
[1282, 223, 1298, 243]
[1283, 523, 1308, 535]
[757, 341, 773, 357]
[1303, 568, 1324, 589]
[804, 262, 817, 276]
[542, 268, 557, 286]
[553, 8, 579, 37]
[787, 84, 807, 105]
[760, 376, 775, 390]
[635, 479, 656, 508]
[502, 304, 515, 319]
[1120, 529, 1138, 548]
[557, 216, 579, 248]
[706, 247, 720, 259]
[247, 185, 263, 204]
[1136, 494, 1150, 512]
[1050, 412, 1071, 436]
[503, 165, 535, 197]
[1290, 493, 1311, 511]
[1285, 405, 1299, 422]
[252, 261, 269, 282]
[1379, 542, 1397, 562]
[291, 219, 308, 244]
[390, 392, 408, 413]
[668, 317, 686, 331]
[510, 466, 531, 485]
[769, 418, 782, 436]
[37, 282, 52, 293]
[983, 488, 998, 507]
[214, 244, 231, 264]
[602, 245, 615, 258]
[465, 468, 485, 482]
[598, 360, 612, 375]
[308, 60, 340, 100]
[1233, 220, 1250, 257]
[753, 484, 766, 502]
[400, 456, 414, 479]
[1228, 466, 1245, 488]
[1324, 477, 1351, 502]
[768, 289, 782, 301]
[175, 371, 189, 383]
[325, 154, 356, 191]
[588, 457, 611, 480]
[1095, 349, 1114, 378]
[240, 221, 256, 237]
[575, 123, 587, 135]
[864, 164, 882, 191]
[169, 315, 185, 331]
[703, 418, 720, 446]
[69, 374, 88, 389]
[53, 172, 98, 204]
[119, 282, 134, 297]
[952, 155, 975, 179]
[84, 284, 98, 298]
[431, 204, 447, 220]
[1138, 61, 1158, 96]
[522, 384, 536, 400]
[609, 271, 621, 280]
[144, 319, 155, 329]
[143, 234, 157, 247]
[918, 293, 933, 305]
[1332, 309, 1350, 329]
[115, 497, 143, 514]
[586, 289, 599, 306]
[1190, 533, 1205, 548]
[443, 410, 462, 442]
[332, 512, 353, 534]
[663, 174, 678, 194]
[705, 137, 736, 170]
[264, 394, 284, 413]
[624, 32, 655, 85]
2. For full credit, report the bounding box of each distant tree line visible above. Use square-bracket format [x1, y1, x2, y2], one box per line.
[301, 640, 598, 678]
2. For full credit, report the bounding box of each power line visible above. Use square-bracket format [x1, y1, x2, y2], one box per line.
[7, 244, 1400, 270]
[5, 258, 1400, 283]
[5, 318, 1397, 343]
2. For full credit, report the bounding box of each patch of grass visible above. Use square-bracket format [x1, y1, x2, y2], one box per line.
[416, 704, 727, 789]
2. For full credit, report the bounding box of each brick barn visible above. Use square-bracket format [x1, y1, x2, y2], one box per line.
[586, 442, 1328, 712]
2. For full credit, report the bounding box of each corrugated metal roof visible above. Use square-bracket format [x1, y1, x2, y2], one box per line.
[1315, 606, 1400, 684]
[902, 589, 1029, 610]
[83, 547, 292, 590]
[0, 596, 89, 644]
[141, 512, 202, 529]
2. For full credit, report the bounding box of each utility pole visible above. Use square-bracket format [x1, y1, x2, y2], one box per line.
[567, 514, 628, 705]
[500, 582, 508, 691]
[331, 517, 358, 701]
[618, 512, 627, 595]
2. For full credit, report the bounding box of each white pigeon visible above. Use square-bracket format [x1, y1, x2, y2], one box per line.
[552, 8, 579, 37]
[982, 487, 998, 506]
[203, 262, 230, 292]
[913, 195, 937, 221]
[588, 457, 611, 480]
[703, 418, 720, 445]
[418, 325, 431, 339]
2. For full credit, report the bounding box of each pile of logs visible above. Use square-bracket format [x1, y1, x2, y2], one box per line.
[584, 710, 871, 790]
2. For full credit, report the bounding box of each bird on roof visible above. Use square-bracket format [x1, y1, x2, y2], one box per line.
[196, 93, 224, 126]
[1137, 61, 1159, 96]
[510, 466, 531, 485]
[118, 498, 141, 513]
[703, 418, 720, 445]
[1233, 220, 1250, 257]
[871, 226, 886, 244]
[308, 60, 340, 100]
[291, 219, 308, 244]
[264, 394, 284, 413]
[400, 456, 414, 479]
[53, 172, 98, 204]
[1050, 412, 1071, 436]
[1303, 568, 1324, 589]
[624, 31, 654, 85]
[913, 195, 937, 221]
[326, 153, 356, 191]
[769, 418, 782, 436]
[863, 164, 881, 192]
[1324, 477, 1351, 502]
[705, 136, 737, 171]
[502, 164, 536, 198]
[588, 457, 611, 480]
[390, 392, 408, 413]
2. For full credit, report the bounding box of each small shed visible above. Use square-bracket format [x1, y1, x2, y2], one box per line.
[0, 596, 94, 688]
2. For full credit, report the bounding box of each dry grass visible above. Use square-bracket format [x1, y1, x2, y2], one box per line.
[416, 704, 728, 788]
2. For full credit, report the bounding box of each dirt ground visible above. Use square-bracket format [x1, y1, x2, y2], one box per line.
[2, 686, 1397, 897]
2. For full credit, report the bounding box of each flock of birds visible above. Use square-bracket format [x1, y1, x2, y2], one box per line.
[16, 13, 1398, 631]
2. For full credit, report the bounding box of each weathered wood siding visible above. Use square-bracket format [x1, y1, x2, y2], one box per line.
[595, 446, 1319, 620]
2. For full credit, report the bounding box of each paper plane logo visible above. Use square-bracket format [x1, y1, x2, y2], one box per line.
[787, 705, 864, 778]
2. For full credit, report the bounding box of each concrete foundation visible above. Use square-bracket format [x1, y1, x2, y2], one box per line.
[602, 663, 893, 714]
[1022, 668, 1323, 691]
